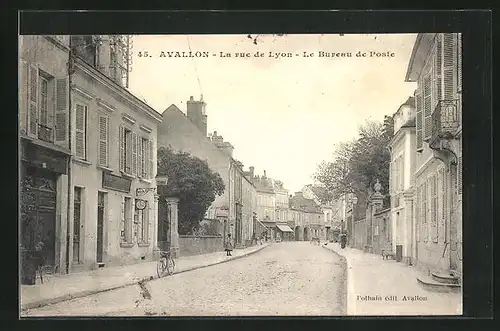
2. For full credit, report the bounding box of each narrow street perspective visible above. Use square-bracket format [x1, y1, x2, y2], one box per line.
[23, 242, 346, 316]
[19, 30, 463, 317]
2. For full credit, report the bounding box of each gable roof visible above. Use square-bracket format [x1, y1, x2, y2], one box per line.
[289, 193, 323, 214]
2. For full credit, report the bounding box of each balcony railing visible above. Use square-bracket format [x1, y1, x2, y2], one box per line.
[38, 124, 54, 143]
[431, 99, 460, 144]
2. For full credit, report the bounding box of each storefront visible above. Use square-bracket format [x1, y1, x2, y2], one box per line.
[276, 223, 294, 241]
[20, 139, 70, 276]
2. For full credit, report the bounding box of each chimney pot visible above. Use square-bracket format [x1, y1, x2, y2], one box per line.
[263, 170, 267, 177]
[190, 96, 194, 101]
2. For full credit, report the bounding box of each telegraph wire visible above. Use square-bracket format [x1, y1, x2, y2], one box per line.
[187, 36, 203, 96]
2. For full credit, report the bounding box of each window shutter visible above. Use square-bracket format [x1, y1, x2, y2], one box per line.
[423, 73, 432, 141]
[131, 132, 137, 176]
[457, 156, 463, 195]
[443, 33, 457, 100]
[55, 78, 69, 143]
[415, 89, 423, 151]
[389, 162, 393, 194]
[126, 131, 132, 173]
[119, 125, 125, 172]
[19, 60, 29, 136]
[457, 33, 462, 92]
[98, 115, 109, 166]
[27, 64, 39, 138]
[438, 169, 445, 242]
[149, 140, 154, 179]
[431, 176, 438, 243]
[47, 79, 55, 139]
[436, 34, 443, 102]
[75, 104, 86, 159]
[137, 136, 143, 177]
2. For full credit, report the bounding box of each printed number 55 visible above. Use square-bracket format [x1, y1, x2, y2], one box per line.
[138, 51, 149, 57]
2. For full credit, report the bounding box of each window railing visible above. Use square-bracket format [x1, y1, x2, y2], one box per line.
[431, 99, 460, 144]
[38, 124, 54, 143]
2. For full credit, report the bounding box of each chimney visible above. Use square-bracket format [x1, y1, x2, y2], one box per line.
[263, 170, 267, 178]
[249, 166, 254, 177]
[97, 35, 111, 76]
[187, 96, 207, 136]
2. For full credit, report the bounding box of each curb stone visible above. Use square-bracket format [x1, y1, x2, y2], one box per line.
[21, 244, 271, 312]
[321, 244, 354, 315]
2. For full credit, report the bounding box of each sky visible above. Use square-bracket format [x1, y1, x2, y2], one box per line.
[128, 34, 417, 193]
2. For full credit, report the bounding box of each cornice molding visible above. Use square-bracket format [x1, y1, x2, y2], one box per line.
[97, 98, 116, 113]
[122, 113, 136, 125]
[71, 84, 95, 101]
[139, 124, 153, 133]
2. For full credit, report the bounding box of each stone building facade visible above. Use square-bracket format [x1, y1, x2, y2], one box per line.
[20, 35, 161, 275]
[388, 96, 417, 264]
[405, 33, 462, 280]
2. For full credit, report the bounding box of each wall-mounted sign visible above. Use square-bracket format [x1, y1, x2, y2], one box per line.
[102, 172, 132, 193]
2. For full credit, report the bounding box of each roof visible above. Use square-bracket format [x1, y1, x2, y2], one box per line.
[405, 33, 436, 82]
[401, 117, 416, 128]
[289, 193, 323, 214]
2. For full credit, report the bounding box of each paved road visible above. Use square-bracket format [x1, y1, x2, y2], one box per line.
[23, 242, 347, 316]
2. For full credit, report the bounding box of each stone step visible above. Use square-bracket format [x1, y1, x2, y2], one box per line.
[431, 271, 460, 285]
[416, 275, 461, 293]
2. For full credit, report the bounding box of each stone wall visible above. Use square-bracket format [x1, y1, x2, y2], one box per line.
[178, 235, 224, 257]
[372, 208, 391, 255]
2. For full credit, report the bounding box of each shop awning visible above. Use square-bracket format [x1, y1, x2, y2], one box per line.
[276, 224, 294, 232]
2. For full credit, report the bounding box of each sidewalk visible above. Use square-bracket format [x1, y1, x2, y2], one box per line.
[322, 243, 462, 316]
[20, 243, 270, 311]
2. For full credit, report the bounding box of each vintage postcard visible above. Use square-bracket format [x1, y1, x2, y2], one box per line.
[19, 33, 462, 317]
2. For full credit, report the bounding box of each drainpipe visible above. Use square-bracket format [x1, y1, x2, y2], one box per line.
[65, 37, 74, 274]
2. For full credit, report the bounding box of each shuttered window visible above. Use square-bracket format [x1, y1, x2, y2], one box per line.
[416, 185, 421, 241]
[55, 78, 69, 142]
[120, 127, 133, 175]
[423, 72, 432, 141]
[19, 61, 28, 136]
[74, 103, 87, 159]
[39, 77, 49, 126]
[457, 33, 462, 92]
[148, 140, 154, 179]
[457, 156, 463, 195]
[443, 33, 457, 100]
[27, 64, 39, 138]
[430, 175, 438, 243]
[98, 115, 109, 167]
[138, 137, 144, 177]
[436, 34, 443, 103]
[131, 132, 138, 176]
[415, 89, 423, 151]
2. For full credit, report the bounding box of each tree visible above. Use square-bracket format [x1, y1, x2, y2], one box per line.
[314, 116, 394, 209]
[157, 147, 225, 235]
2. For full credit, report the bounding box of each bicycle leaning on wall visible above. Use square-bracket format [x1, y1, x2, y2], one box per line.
[154, 249, 175, 278]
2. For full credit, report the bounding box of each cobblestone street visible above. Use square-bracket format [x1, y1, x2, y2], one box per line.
[23, 242, 346, 316]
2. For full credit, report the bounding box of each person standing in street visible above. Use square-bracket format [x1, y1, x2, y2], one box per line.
[224, 233, 234, 256]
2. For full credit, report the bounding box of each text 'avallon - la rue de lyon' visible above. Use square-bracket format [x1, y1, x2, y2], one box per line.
[153, 51, 395, 59]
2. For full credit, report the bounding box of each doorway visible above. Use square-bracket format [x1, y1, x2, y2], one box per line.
[294, 226, 300, 241]
[21, 166, 57, 269]
[303, 227, 310, 241]
[96, 192, 106, 263]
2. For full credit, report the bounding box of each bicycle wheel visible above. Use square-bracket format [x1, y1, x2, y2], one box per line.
[157, 258, 167, 278]
[166, 257, 175, 275]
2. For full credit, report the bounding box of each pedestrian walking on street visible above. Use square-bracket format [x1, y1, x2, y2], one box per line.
[224, 233, 234, 256]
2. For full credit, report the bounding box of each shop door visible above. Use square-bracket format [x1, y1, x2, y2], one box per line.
[96, 192, 105, 263]
[21, 167, 57, 269]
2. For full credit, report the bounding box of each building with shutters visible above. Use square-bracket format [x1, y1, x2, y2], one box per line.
[19, 36, 73, 276]
[67, 35, 162, 272]
[405, 33, 462, 281]
[388, 96, 417, 265]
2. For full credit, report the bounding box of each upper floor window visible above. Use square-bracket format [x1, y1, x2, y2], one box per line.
[74, 103, 88, 160]
[20, 61, 69, 143]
